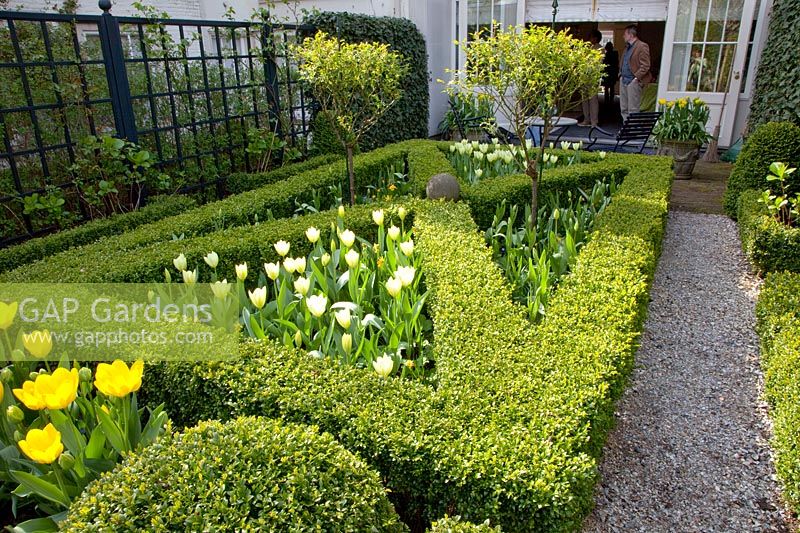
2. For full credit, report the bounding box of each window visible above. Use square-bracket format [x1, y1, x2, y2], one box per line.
[466, 0, 519, 40]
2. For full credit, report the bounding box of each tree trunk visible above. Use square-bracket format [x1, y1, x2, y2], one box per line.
[527, 159, 538, 229]
[346, 144, 356, 206]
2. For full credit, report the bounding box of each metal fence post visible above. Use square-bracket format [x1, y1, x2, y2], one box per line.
[261, 22, 282, 140]
[97, 0, 138, 143]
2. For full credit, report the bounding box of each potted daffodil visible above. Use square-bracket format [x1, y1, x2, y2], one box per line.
[653, 97, 712, 180]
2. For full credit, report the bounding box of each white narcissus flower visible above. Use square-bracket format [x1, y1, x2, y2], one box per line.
[385, 276, 402, 298]
[305, 227, 320, 243]
[399, 240, 414, 257]
[274, 240, 290, 257]
[373, 354, 394, 378]
[398, 207, 407, 221]
[306, 294, 327, 317]
[339, 229, 355, 248]
[235, 263, 248, 281]
[387, 225, 400, 241]
[293, 256, 307, 274]
[264, 262, 280, 280]
[182, 268, 198, 285]
[335, 308, 351, 329]
[345, 249, 360, 269]
[372, 209, 384, 226]
[395, 266, 415, 287]
[248, 286, 267, 309]
[341, 333, 353, 354]
[210, 279, 230, 300]
[293, 276, 310, 296]
[203, 251, 219, 269]
[320, 253, 331, 267]
[173, 253, 187, 272]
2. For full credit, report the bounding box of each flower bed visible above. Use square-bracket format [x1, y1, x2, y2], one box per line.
[738, 189, 800, 273]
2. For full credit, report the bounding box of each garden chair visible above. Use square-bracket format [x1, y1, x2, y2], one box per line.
[449, 100, 514, 144]
[581, 111, 663, 153]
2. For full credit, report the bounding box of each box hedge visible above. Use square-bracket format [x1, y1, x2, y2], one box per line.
[136, 153, 672, 531]
[225, 152, 341, 195]
[723, 121, 800, 218]
[755, 272, 800, 514]
[0, 195, 196, 273]
[62, 417, 405, 532]
[737, 190, 800, 273]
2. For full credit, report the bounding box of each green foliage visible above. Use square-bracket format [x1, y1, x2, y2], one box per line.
[653, 97, 712, 144]
[758, 162, 800, 226]
[755, 272, 800, 513]
[226, 153, 341, 194]
[309, 111, 350, 157]
[439, 92, 495, 139]
[723, 121, 800, 217]
[0, 195, 196, 274]
[748, 0, 800, 131]
[62, 417, 405, 532]
[430, 516, 502, 532]
[737, 189, 800, 273]
[307, 12, 429, 151]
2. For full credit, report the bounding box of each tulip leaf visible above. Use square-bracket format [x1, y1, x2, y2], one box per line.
[248, 315, 266, 339]
[96, 407, 127, 454]
[8, 516, 58, 533]
[140, 405, 167, 446]
[85, 426, 106, 460]
[128, 393, 142, 449]
[49, 411, 86, 456]
[10, 470, 70, 508]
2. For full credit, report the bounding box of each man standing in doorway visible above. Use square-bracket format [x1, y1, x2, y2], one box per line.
[619, 25, 652, 123]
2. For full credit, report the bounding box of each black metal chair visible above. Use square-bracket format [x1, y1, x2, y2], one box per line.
[584, 111, 663, 153]
[449, 99, 514, 144]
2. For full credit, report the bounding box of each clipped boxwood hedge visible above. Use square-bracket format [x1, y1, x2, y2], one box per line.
[723, 121, 800, 218]
[62, 417, 405, 532]
[737, 189, 800, 273]
[139, 153, 672, 531]
[0, 195, 196, 274]
[755, 272, 800, 513]
[226, 152, 342, 195]
[307, 12, 429, 151]
[429, 516, 502, 532]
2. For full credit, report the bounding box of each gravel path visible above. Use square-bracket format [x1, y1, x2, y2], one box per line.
[583, 211, 793, 532]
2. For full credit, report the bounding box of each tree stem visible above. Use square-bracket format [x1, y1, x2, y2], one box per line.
[346, 144, 356, 206]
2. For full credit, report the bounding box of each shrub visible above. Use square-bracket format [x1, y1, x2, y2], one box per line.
[738, 189, 800, 273]
[226, 152, 341, 194]
[62, 417, 405, 532]
[309, 111, 349, 157]
[748, 0, 800, 131]
[307, 12, 429, 151]
[0, 195, 196, 273]
[755, 272, 800, 513]
[723, 121, 800, 217]
[429, 516, 502, 532]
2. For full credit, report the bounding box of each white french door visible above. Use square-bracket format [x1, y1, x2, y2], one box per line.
[658, 0, 761, 147]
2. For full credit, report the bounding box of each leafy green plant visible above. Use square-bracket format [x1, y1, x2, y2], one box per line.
[20, 188, 74, 230]
[653, 97, 713, 144]
[759, 162, 799, 227]
[439, 92, 495, 139]
[246, 126, 303, 173]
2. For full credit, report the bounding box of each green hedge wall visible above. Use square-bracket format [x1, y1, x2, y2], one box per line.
[747, 0, 800, 131]
[737, 190, 800, 273]
[306, 12, 429, 152]
[138, 153, 672, 531]
[723, 121, 800, 218]
[63, 417, 405, 532]
[226, 153, 342, 195]
[0, 195, 196, 274]
[755, 272, 800, 514]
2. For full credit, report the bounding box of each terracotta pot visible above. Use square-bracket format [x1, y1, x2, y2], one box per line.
[657, 139, 700, 180]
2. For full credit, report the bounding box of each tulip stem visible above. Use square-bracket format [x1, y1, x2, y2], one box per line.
[51, 462, 70, 509]
[3, 329, 13, 357]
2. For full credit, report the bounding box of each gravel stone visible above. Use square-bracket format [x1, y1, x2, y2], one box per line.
[583, 211, 794, 532]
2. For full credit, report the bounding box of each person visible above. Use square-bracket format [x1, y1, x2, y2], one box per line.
[602, 41, 619, 109]
[619, 25, 652, 123]
[579, 30, 603, 127]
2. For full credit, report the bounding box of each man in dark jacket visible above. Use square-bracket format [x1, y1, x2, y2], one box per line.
[619, 25, 652, 122]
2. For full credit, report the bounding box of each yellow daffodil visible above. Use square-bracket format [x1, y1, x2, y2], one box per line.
[264, 262, 281, 280]
[210, 280, 230, 300]
[305, 227, 320, 243]
[0, 301, 18, 330]
[203, 251, 219, 269]
[235, 263, 248, 281]
[248, 287, 267, 309]
[274, 240, 291, 257]
[94, 360, 144, 398]
[18, 423, 63, 464]
[395, 266, 415, 287]
[22, 330, 53, 359]
[693, 97, 703, 105]
[306, 295, 327, 318]
[658, 98, 667, 105]
[373, 355, 394, 378]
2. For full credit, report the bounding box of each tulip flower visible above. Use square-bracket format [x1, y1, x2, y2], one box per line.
[13, 380, 46, 410]
[294, 330, 303, 347]
[294, 277, 310, 296]
[274, 240, 291, 257]
[182, 268, 198, 285]
[18, 424, 63, 464]
[399, 240, 414, 257]
[306, 295, 327, 318]
[264, 262, 280, 280]
[398, 207, 407, 221]
[210, 280, 231, 300]
[339, 229, 355, 248]
[94, 360, 144, 398]
[479, 143, 489, 153]
[22, 368, 79, 411]
[395, 266, 415, 287]
[372, 209, 384, 226]
[203, 251, 219, 269]
[235, 263, 248, 281]
[342, 333, 353, 354]
[164, 268, 172, 283]
[173, 253, 187, 272]
[550, 155, 559, 164]
[248, 287, 267, 309]
[283, 258, 297, 274]
[321, 253, 331, 267]
[560, 141, 570, 151]
[6, 405, 23, 423]
[345, 249, 360, 269]
[305, 227, 320, 243]
[385, 277, 402, 298]
[387, 226, 400, 241]
[0, 301, 18, 330]
[294, 257, 307, 274]
[475, 169, 483, 179]
[598, 151, 607, 159]
[373, 355, 394, 378]
[22, 330, 53, 359]
[337, 205, 345, 218]
[335, 309, 351, 329]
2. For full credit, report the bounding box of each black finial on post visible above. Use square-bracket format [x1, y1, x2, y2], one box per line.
[99, 0, 112, 13]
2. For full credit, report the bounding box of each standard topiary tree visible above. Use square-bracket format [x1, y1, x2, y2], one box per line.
[294, 31, 408, 206]
[723, 121, 800, 218]
[62, 417, 406, 532]
[447, 25, 604, 227]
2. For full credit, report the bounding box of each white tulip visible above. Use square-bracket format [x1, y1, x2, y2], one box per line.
[399, 240, 414, 257]
[598, 151, 607, 159]
[305, 227, 320, 243]
[248, 286, 267, 309]
[173, 253, 187, 272]
[398, 207, 407, 221]
[274, 240, 290, 257]
[283, 258, 297, 274]
[293, 256, 306, 274]
[387, 225, 401, 241]
[294, 330, 303, 347]
[235, 263, 248, 281]
[182, 268, 197, 285]
[293, 276, 310, 296]
[339, 229, 355, 248]
[449, 144, 456, 153]
[210, 279, 230, 300]
[385, 276, 402, 298]
[479, 143, 489, 153]
[203, 251, 219, 269]
[341, 333, 353, 354]
[475, 169, 484, 179]
[395, 266, 415, 287]
[560, 141, 570, 151]
[373, 354, 394, 378]
[345, 249, 360, 269]
[486, 152, 498, 163]
[306, 294, 327, 317]
[372, 209, 385, 226]
[264, 262, 280, 280]
[474, 151, 484, 161]
[321, 253, 331, 267]
[335, 308, 351, 329]
[337, 205, 345, 217]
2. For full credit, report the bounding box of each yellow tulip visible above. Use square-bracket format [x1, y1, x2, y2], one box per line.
[22, 330, 53, 359]
[94, 360, 144, 398]
[658, 98, 667, 105]
[0, 301, 18, 330]
[18, 423, 63, 464]
[16, 368, 79, 411]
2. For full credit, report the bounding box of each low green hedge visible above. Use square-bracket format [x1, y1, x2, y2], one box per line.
[429, 516, 502, 532]
[755, 272, 800, 513]
[0, 195, 196, 274]
[139, 153, 672, 531]
[226, 153, 342, 195]
[737, 189, 800, 273]
[63, 417, 405, 532]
